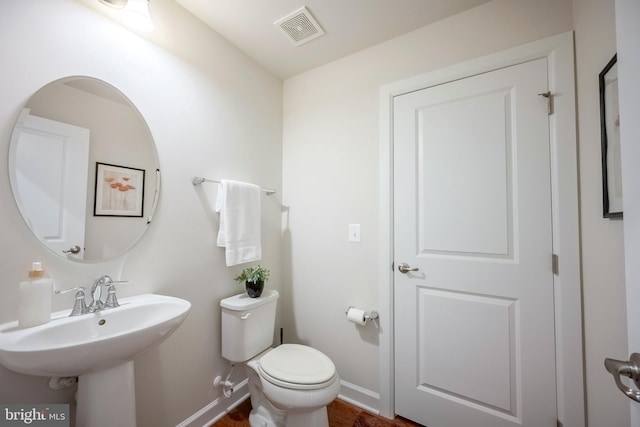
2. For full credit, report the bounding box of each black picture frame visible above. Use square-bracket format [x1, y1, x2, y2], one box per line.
[599, 54, 623, 219]
[94, 162, 145, 217]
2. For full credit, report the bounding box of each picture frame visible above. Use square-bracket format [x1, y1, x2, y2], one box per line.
[94, 162, 145, 217]
[599, 54, 623, 219]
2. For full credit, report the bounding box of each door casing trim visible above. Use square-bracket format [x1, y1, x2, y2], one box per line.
[378, 31, 584, 426]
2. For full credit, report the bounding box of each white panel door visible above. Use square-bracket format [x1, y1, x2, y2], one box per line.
[10, 108, 90, 258]
[394, 58, 556, 427]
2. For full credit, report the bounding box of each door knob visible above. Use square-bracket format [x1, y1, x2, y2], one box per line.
[63, 245, 81, 254]
[398, 263, 419, 274]
[604, 353, 640, 402]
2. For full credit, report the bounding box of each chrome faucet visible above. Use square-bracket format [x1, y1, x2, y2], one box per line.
[89, 275, 112, 312]
[56, 276, 128, 316]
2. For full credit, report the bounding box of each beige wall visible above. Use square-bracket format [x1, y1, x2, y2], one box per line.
[574, 0, 630, 425]
[0, 1, 282, 426]
[283, 0, 627, 424]
[615, 0, 640, 424]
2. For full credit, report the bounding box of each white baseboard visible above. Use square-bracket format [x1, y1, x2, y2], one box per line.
[176, 379, 249, 427]
[336, 379, 382, 417]
[177, 377, 384, 426]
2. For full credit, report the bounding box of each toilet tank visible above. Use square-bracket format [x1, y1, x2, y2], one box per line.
[220, 290, 279, 362]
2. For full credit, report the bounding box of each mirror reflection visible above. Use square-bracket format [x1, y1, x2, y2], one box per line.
[9, 76, 159, 262]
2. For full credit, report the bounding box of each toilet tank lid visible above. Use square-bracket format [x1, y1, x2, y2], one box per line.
[220, 289, 279, 311]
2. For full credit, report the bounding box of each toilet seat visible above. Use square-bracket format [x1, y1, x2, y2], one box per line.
[259, 344, 337, 390]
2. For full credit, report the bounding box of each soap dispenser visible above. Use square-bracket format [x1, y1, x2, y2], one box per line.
[18, 262, 53, 328]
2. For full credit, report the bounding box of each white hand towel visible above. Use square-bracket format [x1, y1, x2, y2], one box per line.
[215, 179, 262, 266]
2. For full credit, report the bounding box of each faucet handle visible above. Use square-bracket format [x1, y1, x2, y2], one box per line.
[104, 280, 128, 308]
[104, 286, 119, 308]
[55, 286, 88, 316]
[55, 286, 85, 295]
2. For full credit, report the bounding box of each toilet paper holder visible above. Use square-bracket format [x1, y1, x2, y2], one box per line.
[345, 306, 379, 328]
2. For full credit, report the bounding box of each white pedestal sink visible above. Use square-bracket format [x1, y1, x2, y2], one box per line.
[0, 294, 191, 427]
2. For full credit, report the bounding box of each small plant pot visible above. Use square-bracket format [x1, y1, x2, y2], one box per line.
[245, 280, 264, 298]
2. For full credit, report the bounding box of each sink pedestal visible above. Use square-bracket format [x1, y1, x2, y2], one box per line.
[76, 361, 136, 427]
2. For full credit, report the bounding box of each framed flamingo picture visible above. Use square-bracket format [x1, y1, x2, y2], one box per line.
[94, 162, 145, 217]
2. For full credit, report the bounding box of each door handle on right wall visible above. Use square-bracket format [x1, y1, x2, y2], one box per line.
[605, 353, 640, 402]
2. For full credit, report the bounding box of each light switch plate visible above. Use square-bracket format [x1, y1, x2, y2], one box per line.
[349, 224, 361, 242]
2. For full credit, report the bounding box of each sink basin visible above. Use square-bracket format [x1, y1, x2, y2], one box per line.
[0, 293, 191, 377]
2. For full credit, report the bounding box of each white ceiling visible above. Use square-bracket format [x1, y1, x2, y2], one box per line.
[174, 0, 492, 79]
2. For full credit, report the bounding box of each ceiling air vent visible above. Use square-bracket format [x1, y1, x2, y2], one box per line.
[274, 6, 325, 47]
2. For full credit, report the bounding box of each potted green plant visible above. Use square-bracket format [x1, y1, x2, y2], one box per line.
[234, 265, 270, 298]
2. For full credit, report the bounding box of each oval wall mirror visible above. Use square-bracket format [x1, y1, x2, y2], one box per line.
[8, 76, 160, 262]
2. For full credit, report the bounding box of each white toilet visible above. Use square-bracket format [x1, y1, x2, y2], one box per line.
[220, 290, 340, 427]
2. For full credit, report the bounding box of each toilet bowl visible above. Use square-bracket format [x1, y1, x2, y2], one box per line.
[246, 344, 341, 427]
[220, 291, 340, 427]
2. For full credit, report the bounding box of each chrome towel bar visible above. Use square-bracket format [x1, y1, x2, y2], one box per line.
[191, 176, 276, 195]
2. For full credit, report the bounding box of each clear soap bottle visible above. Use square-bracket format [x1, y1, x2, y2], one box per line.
[18, 262, 53, 328]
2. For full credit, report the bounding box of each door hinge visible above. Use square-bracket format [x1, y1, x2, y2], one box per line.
[538, 91, 554, 115]
[552, 254, 559, 276]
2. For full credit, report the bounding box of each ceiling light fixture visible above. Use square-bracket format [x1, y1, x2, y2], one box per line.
[121, 0, 154, 32]
[99, 0, 154, 33]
